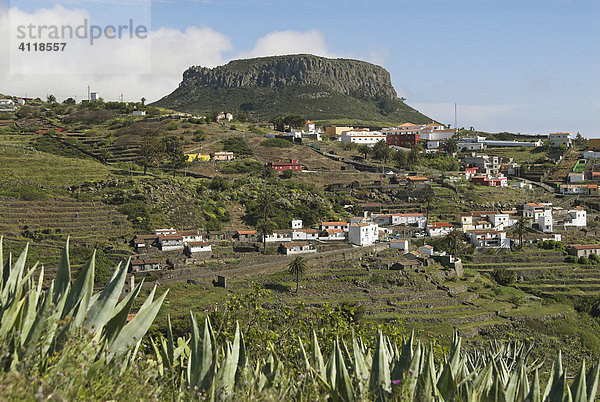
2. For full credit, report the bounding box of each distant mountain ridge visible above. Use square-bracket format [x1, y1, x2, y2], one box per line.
[152, 54, 434, 123]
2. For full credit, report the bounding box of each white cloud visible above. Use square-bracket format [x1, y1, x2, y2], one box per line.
[0, 4, 232, 102]
[236, 29, 336, 59]
[412, 102, 516, 131]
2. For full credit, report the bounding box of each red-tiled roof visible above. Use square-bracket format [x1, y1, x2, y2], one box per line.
[321, 222, 348, 226]
[569, 244, 600, 250]
[325, 229, 344, 234]
[428, 222, 453, 228]
[159, 234, 183, 240]
[237, 230, 257, 235]
[187, 241, 211, 247]
[281, 241, 310, 249]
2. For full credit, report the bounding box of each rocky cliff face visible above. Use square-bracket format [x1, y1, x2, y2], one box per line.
[153, 54, 433, 123]
[179, 54, 398, 100]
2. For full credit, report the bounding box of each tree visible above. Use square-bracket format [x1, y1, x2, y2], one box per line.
[443, 229, 465, 257]
[141, 97, 146, 106]
[255, 191, 276, 222]
[162, 135, 185, 176]
[288, 256, 307, 293]
[281, 169, 294, 179]
[372, 140, 391, 164]
[256, 219, 276, 253]
[407, 147, 421, 168]
[442, 139, 458, 155]
[46, 94, 56, 103]
[514, 216, 530, 250]
[139, 130, 164, 175]
[63, 97, 76, 105]
[357, 144, 371, 159]
[394, 150, 408, 169]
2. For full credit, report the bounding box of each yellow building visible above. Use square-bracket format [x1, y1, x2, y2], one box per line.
[185, 154, 198, 162]
[325, 126, 353, 138]
[589, 139, 600, 151]
[185, 154, 210, 162]
[196, 154, 211, 162]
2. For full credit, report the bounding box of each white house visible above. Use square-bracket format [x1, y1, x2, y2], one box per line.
[523, 203, 552, 220]
[390, 239, 409, 252]
[319, 229, 347, 241]
[291, 219, 303, 230]
[185, 242, 212, 254]
[158, 234, 184, 251]
[373, 213, 427, 228]
[488, 213, 515, 229]
[419, 245, 434, 257]
[279, 242, 316, 255]
[179, 230, 203, 244]
[467, 230, 510, 248]
[426, 222, 454, 237]
[0, 99, 16, 112]
[559, 185, 589, 195]
[154, 228, 177, 236]
[320, 221, 349, 232]
[340, 130, 386, 147]
[263, 230, 292, 243]
[564, 207, 587, 228]
[548, 132, 571, 148]
[538, 214, 553, 233]
[292, 228, 319, 241]
[464, 154, 501, 176]
[132, 110, 146, 116]
[348, 223, 379, 246]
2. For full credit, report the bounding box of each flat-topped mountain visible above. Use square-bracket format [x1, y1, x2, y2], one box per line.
[152, 54, 434, 123]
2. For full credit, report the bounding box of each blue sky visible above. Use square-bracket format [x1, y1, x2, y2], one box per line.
[1, 0, 599, 135]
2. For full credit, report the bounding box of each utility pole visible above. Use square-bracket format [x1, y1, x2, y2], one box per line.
[454, 103, 458, 135]
[87, 86, 91, 101]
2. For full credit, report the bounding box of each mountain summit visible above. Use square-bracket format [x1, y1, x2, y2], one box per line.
[152, 54, 433, 122]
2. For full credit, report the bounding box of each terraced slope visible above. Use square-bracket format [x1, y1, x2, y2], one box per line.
[248, 249, 574, 339]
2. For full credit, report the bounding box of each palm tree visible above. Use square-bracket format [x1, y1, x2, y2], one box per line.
[288, 256, 307, 293]
[515, 216, 530, 250]
[357, 144, 371, 160]
[256, 219, 276, 253]
[256, 191, 276, 222]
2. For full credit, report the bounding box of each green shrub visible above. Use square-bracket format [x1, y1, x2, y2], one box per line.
[220, 137, 253, 155]
[281, 169, 294, 179]
[565, 255, 578, 263]
[579, 256, 589, 265]
[491, 267, 515, 286]
[261, 138, 293, 148]
[166, 122, 179, 131]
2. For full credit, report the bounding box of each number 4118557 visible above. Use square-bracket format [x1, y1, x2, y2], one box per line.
[18, 43, 67, 51]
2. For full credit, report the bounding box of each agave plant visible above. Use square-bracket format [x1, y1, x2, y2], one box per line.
[0, 236, 168, 370]
[152, 314, 600, 402]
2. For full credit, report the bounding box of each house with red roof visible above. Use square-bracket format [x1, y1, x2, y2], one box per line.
[426, 222, 454, 237]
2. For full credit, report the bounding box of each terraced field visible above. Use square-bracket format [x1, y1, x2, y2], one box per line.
[222, 249, 577, 340]
[464, 248, 600, 305]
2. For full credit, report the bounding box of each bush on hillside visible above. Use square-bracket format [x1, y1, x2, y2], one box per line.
[261, 138, 293, 148]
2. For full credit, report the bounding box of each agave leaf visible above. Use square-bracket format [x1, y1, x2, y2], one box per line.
[53, 238, 70, 303]
[0, 235, 3, 281]
[215, 342, 238, 399]
[586, 361, 599, 402]
[334, 337, 354, 402]
[65, 250, 96, 322]
[0, 294, 26, 339]
[544, 351, 565, 402]
[83, 262, 128, 332]
[527, 368, 541, 402]
[40, 284, 69, 356]
[1, 244, 28, 304]
[405, 340, 423, 400]
[436, 361, 458, 401]
[105, 278, 144, 346]
[109, 289, 168, 358]
[299, 336, 311, 372]
[311, 330, 325, 376]
[187, 314, 215, 389]
[352, 331, 369, 397]
[369, 331, 391, 395]
[570, 361, 587, 402]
